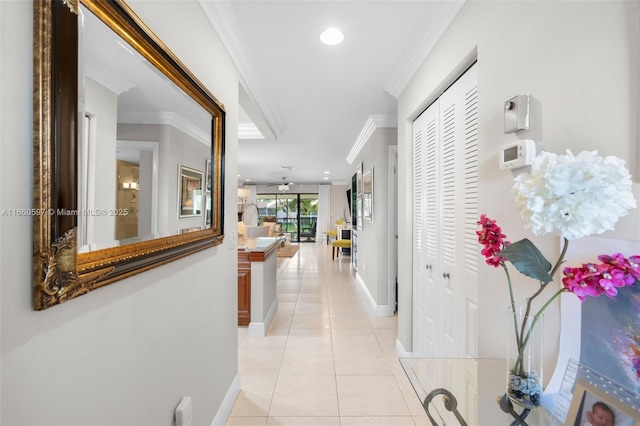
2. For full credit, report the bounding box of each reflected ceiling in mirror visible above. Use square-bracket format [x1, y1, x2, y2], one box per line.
[33, 0, 226, 311]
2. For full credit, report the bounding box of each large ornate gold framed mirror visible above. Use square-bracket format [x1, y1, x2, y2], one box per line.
[33, 0, 226, 310]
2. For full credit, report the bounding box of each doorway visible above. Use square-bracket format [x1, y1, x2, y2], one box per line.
[256, 193, 318, 243]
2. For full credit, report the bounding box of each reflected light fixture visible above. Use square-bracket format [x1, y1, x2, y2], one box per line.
[237, 188, 251, 221]
[122, 181, 139, 190]
[319, 27, 344, 46]
[237, 188, 250, 203]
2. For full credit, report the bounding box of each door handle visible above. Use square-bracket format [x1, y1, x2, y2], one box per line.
[442, 272, 450, 279]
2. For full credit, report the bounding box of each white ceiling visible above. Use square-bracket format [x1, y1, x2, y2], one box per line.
[82, 1, 465, 187]
[200, 1, 465, 186]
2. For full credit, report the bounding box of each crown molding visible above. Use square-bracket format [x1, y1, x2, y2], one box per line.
[119, 111, 210, 146]
[198, 1, 285, 138]
[238, 123, 265, 140]
[346, 115, 397, 165]
[384, 1, 466, 99]
[84, 54, 135, 95]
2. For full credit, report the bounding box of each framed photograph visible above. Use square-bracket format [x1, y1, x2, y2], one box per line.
[351, 173, 358, 226]
[356, 162, 363, 196]
[356, 197, 363, 231]
[363, 167, 373, 223]
[178, 164, 204, 218]
[205, 159, 212, 193]
[565, 379, 640, 426]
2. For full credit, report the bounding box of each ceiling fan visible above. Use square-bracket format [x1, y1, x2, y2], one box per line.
[267, 177, 295, 191]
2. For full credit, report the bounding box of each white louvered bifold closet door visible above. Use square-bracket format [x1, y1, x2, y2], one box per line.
[412, 98, 439, 357]
[412, 63, 478, 358]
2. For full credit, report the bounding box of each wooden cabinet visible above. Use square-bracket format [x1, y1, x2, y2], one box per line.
[236, 239, 279, 335]
[237, 251, 251, 326]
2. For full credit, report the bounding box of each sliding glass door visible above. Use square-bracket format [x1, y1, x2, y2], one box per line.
[255, 193, 318, 242]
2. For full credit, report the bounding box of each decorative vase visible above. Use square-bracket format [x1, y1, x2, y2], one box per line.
[506, 306, 544, 409]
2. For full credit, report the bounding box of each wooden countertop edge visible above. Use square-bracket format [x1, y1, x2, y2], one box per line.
[238, 242, 279, 262]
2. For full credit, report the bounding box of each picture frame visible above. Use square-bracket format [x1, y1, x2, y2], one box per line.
[351, 172, 358, 226]
[31, 0, 226, 311]
[356, 197, 363, 231]
[363, 167, 373, 222]
[178, 164, 204, 218]
[565, 379, 640, 426]
[356, 162, 363, 196]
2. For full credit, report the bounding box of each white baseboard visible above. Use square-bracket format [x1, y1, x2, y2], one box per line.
[354, 272, 394, 317]
[247, 322, 265, 337]
[247, 297, 278, 337]
[210, 373, 240, 426]
[396, 339, 411, 358]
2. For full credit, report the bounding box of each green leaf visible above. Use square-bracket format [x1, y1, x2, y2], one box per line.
[498, 239, 553, 282]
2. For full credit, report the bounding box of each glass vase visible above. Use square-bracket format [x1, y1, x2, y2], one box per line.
[506, 306, 544, 409]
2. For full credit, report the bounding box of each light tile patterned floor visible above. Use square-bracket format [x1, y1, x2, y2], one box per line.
[227, 243, 428, 425]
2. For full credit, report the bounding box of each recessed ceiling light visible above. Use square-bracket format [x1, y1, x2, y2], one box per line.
[319, 28, 344, 46]
[324, 171, 331, 174]
[323, 177, 329, 180]
[244, 178, 251, 182]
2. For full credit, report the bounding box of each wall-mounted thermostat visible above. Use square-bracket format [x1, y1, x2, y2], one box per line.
[504, 94, 530, 134]
[499, 139, 536, 170]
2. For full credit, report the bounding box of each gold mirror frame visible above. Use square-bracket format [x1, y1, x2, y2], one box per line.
[33, 0, 226, 310]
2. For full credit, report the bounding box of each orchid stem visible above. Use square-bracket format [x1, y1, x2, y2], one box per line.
[502, 263, 520, 346]
[515, 288, 565, 373]
[513, 238, 569, 375]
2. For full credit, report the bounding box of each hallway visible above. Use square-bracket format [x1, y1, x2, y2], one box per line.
[227, 243, 428, 425]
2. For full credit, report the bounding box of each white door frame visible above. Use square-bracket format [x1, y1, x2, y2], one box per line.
[387, 145, 398, 315]
[116, 140, 159, 236]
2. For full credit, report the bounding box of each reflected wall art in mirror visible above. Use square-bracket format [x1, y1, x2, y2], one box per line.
[33, 0, 226, 310]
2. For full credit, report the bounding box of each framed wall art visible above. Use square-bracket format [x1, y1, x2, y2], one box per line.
[363, 167, 373, 222]
[178, 165, 203, 218]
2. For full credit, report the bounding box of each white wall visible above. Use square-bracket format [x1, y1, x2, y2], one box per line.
[0, 1, 241, 424]
[330, 184, 350, 224]
[397, 0, 640, 378]
[350, 128, 397, 313]
[85, 78, 118, 244]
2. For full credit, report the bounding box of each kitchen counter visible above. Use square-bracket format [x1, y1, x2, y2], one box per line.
[237, 236, 283, 336]
[237, 236, 284, 257]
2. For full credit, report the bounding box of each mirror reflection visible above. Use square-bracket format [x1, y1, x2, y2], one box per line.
[78, 4, 212, 252]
